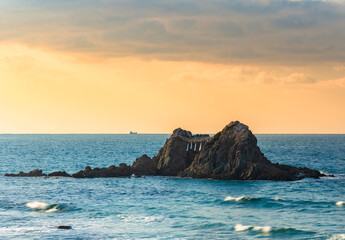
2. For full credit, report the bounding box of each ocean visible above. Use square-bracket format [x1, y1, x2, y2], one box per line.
[0, 134, 344, 240]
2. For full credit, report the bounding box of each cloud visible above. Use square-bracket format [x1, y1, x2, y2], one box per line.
[0, 0, 344, 65]
[285, 73, 316, 84]
[169, 64, 260, 85]
[317, 76, 345, 88]
[168, 63, 322, 86]
[333, 64, 345, 71]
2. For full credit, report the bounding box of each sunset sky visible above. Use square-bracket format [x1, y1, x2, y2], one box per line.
[0, 0, 344, 133]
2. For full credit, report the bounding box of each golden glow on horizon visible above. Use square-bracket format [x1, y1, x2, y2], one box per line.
[0, 42, 344, 134]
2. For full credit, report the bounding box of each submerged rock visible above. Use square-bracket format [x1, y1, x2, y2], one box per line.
[55, 225, 72, 230]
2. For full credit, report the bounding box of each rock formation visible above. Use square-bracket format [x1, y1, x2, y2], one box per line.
[131, 154, 157, 176]
[71, 164, 131, 178]
[4, 169, 47, 177]
[179, 121, 323, 180]
[48, 171, 70, 177]
[4, 121, 329, 181]
[145, 121, 325, 180]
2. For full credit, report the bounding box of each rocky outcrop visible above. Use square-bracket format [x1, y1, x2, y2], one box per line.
[4, 121, 329, 181]
[71, 164, 131, 178]
[4, 169, 47, 177]
[151, 128, 209, 176]
[48, 171, 70, 177]
[150, 121, 326, 180]
[131, 154, 157, 175]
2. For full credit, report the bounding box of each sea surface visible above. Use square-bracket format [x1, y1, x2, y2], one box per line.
[0, 134, 344, 240]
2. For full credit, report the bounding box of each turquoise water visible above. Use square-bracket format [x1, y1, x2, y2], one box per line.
[0, 134, 344, 239]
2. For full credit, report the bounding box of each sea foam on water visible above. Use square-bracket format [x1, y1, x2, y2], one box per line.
[234, 224, 272, 233]
[224, 196, 252, 202]
[26, 201, 50, 210]
[328, 234, 345, 240]
[25, 201, 64, 213]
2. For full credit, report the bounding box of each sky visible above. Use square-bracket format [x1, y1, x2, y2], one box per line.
[0, 0, 344, 133]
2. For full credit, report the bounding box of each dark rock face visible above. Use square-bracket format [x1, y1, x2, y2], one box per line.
[153, 137, 189, 176]
[152, 129, 210, 176]
[131, 154, 157, 175]
[4, 121, 329, 181]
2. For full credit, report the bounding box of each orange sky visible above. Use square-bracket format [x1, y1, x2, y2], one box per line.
[0, 1, 344, 133]
[0, 43, 344, 133]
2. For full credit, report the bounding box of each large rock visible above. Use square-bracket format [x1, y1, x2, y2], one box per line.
[153, 130, 209, 176]
[131, 154, 157, 175]
[151, 121, 325, 180]
[180, 121, 325, 180]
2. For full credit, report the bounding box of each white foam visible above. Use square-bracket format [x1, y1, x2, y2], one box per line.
[328, 234, 345, 240]
[234, 224, 272, 233]
[274, 197, 284, 201]
[26, 201, 50, 210]
[253, 225, 272, 233]
[45, 206, 59, 213]
[336, 201, 344, 206]
[25, 201, 63, 213]
[120, 215, 164, 224]
[224, 196, 249, 202]
[234, 224, 251, 231]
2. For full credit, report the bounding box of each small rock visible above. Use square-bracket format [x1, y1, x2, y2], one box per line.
[55, 225, 72, 230]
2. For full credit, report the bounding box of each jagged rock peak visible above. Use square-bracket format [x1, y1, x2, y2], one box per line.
[172, 128, 192, 138]
[219, 121, 254, 143]
[222, 120, 248, 132]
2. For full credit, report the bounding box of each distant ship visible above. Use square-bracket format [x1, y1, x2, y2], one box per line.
[129, 131, 137, 134]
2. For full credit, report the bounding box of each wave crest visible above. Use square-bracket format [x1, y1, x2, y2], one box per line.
[235, 224, 272, 233]
[26, 201, 49, 210]
[234, 223, 314, 235]
[25, 201, 69, 213]
[224, 196, 258, 202]
[328, 234, 345, 240]
[336, 201, 344, 207]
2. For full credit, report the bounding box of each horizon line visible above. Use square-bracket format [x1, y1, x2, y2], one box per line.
[0, 132, 344, 135]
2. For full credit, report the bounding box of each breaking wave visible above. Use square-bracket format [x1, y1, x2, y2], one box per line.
[25, 201, 70, 213]
[224, 196, 345, 208]
[224, 196, 260, 202]
[235, 224, 272, 233]
[234, 223, 315, 235]
[328, 234, 345, 240]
